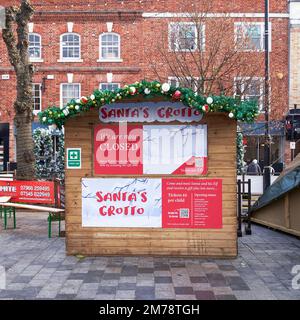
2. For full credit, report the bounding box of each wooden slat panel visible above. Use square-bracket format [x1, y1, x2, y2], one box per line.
[66, 245, 237, 257]
[65, 215, 236, 225]
[66, 238, 237, 249]
[66, 228, 237, 240]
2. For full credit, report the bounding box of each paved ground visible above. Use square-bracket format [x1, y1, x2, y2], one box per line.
[0, 211, 300, 300]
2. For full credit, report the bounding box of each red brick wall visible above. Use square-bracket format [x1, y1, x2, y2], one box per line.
[0, 0, 289, 165]
[0, 0, 289, 13]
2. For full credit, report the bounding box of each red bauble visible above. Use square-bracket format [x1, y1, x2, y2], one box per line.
[202, 104, 209, 112]
[172, 90, 182, 100]
[129, 87, 137, 95]
[81, 96, 88, 104]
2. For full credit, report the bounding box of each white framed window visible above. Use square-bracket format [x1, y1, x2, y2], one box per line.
[32, 83, 42, 114]
[234, 77, 264, 111]
[169, 22, 205, 52]
[60, 83, 81, 107]
[235, 22, 272, 52]
[168, 76, 199, 92]
[99, 83, 120, 91]
[28, 33, 42, 61]
[99, 33, 122, 62]
[59, 33, 82, 62]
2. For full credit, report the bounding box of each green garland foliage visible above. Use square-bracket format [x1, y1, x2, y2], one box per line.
[39, 80, 259, 128]
[236, 131, 245, 175]
[33, 128, 65, 180]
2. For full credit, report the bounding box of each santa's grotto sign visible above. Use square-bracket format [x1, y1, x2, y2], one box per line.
[82, 178, 222, 229]
[99, 102, 203, 123]
[94, 123, 207, 176]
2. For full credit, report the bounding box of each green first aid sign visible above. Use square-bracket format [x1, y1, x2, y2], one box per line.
[67, 148, 81, 169]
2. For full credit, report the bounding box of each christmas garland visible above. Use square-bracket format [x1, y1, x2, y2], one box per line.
[236, 131, 245, 175]
[33, 128, 65, 180]
[39, 80, 259, 128]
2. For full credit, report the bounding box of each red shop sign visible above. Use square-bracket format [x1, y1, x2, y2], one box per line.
[0, 180, 55, 204]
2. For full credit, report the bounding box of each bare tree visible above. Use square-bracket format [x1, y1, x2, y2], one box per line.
[148, 2, 264, 104]
[2, 0, 35, 179]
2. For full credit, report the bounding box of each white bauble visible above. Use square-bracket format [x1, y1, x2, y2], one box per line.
[206, 97, 213, 104]
[162, 83, 170, 92]
[129, 87, 137, 94]
[49, 124, 57, 131]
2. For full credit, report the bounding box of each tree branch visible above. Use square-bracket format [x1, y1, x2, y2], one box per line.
[16, 0, 34, 64]
[2, 6, 20, 70]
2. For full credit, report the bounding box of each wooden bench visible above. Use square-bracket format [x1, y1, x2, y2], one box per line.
[0, 173, 14, 181]
[0, 197, 65, 238]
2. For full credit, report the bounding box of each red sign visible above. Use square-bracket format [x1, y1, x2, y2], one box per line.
[0, 180, 55, 204]
[94, 124, 208, 176]
[94, 124, 143, 175]
[162, 179, 222, 229]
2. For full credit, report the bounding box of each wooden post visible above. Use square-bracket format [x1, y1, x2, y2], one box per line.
[284, 194, 290, 229]
[48, 213, 52, 238]
[13, 207, 16, 229]
[237, 179, 242, 237]
[4, 207, 7, 229]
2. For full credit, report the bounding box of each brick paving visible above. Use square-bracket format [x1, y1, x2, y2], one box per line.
[0, 211, 300, 300]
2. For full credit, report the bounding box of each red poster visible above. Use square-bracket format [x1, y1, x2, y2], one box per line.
[0, 180, 55, 204]
[94, 124, 143, 175]
[94, 124, 208, 176]
[162, 179, 222, 229]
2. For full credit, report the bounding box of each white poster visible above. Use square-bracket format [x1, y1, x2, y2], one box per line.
[143, 125, 207, 175]
[82, 178, 162, 228]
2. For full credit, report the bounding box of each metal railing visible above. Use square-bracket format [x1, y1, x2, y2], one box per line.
[237, 177, 252, 237]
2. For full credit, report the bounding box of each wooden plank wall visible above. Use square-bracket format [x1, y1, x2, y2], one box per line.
[252, 187, 300, 237]
[64, 108, 237, 257]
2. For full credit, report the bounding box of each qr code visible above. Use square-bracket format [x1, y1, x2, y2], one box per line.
[180, 208, 189, 218]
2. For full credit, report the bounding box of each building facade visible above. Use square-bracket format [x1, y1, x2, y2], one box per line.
[0, 0, 290, 172]
[288, 0, 300, 159]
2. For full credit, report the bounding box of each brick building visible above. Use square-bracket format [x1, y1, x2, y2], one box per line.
[288, 0, 300, 159]
[0, 0, 290, 172]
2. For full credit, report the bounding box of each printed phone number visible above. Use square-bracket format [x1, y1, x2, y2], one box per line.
[20, 191, 51, 198]
[20, 186, 51, 191]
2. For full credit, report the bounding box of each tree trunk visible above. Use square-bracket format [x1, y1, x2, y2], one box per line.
[14, 110, 35, 180]
[14, 64, 35, 180]
[2, 0, 35, 180]
[13, 62, 35, 180]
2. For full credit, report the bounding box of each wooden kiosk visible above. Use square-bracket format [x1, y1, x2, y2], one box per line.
[251, 154, 300, 237]
[40, 81, 258, 257]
